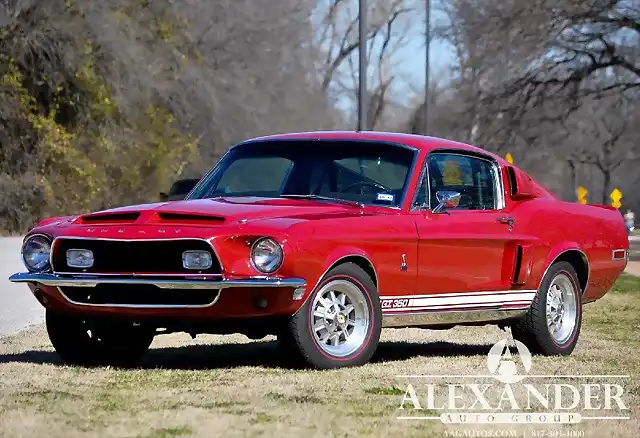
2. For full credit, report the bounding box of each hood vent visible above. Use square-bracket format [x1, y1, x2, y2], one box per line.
[156, 212, 225, 224]
[80, 212, 141, 224]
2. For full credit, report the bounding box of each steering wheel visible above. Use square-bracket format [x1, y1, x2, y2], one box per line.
[339, 180, 392, 195]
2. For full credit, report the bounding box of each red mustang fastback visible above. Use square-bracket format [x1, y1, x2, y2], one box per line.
[10, 131, 630, 369]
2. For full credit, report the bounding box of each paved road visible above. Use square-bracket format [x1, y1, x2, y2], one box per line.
[0, 236, 638, 337]
[629, 235, 640, 261]
[0, 236, 44, 336]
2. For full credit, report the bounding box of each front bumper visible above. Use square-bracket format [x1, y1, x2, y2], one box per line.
[9, 272, 308, 315]
[9, 272, 306, 290]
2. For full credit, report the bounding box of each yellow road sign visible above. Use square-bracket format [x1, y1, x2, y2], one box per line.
[610, 188, 622, 209]
[505, 153, 514, 164]
[577, 186, 588, 204]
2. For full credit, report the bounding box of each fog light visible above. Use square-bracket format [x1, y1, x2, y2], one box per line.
[182, 250, 213, 270]
[66, 249, 94, 268]
[255, 297, 268, 309]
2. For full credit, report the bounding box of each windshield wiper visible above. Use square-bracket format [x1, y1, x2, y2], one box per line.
[279, 194, 364, 208]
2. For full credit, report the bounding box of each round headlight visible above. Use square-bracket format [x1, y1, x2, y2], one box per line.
[250, 237, 283, 274]
[22, 235, 52, 272]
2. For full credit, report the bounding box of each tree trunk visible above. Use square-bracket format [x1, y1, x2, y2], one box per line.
[567, 160, 577, 201]
[602, 170, 611, 205]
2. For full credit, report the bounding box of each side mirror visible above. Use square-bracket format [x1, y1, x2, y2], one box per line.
[159, 192, 168, 202]
[433, 190, 461, 213]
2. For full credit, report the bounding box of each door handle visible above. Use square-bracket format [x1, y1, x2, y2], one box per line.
[497, 216, 516, 226]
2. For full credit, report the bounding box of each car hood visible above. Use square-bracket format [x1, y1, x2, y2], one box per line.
[71, 197, 374, 227]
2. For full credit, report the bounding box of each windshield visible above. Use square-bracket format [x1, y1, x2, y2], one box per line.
[187, 140, 417, 208]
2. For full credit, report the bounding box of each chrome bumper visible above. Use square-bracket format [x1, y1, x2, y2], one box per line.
[8, 272, 307, 290]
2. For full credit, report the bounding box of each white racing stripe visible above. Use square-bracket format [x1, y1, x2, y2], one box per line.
[384, 289, 537, 300]
[410, 291, 536, 307]
[380, 290, 537, 312]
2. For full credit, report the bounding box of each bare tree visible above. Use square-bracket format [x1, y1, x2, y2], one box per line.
[314, 0, 420, 129]
[566, 95, 640, 204]
[487, 0, 640, 116]
[0, 0, 338, 233]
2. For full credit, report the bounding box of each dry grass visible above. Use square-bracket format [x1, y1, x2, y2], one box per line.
[1, 276, 639, 438]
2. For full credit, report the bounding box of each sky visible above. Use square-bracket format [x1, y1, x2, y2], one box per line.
[391, 26, 456, 98]
[333, 3, 457, 115]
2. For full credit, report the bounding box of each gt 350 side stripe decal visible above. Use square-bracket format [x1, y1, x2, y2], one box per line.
[380, 290, 537, 312]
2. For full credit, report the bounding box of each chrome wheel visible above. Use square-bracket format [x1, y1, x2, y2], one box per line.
[311, 279, 370, 357]
[546, 273, 578, 344]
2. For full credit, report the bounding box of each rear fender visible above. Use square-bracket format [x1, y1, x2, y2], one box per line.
[537, 243, 589, 292]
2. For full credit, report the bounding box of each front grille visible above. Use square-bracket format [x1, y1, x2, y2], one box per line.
[59, 284, 219, 306]
[51, 238, 222, 274]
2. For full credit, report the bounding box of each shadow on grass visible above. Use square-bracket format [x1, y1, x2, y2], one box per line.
[0, 338, 493, 370]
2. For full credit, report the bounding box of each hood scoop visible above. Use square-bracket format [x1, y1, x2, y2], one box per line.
[155, 212, 225, 224]
[79, 212, 141, 224]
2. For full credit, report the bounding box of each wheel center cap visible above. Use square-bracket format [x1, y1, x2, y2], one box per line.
[336, 314, 346, 325]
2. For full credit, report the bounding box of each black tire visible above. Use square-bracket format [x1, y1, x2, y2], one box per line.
[279, 262, 382, 370]
[511, 261, 583, 356]
[46, 310, 155, 367]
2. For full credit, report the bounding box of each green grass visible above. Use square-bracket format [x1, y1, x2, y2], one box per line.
[365, 387, 405, 396]
[141, 427, 193, 438]
[584, 273, 640, 344]
[250, 412, 276, 424]
[611, 273, 640, 294]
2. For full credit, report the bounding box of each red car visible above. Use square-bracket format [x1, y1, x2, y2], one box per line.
[10, 131, 630, 369]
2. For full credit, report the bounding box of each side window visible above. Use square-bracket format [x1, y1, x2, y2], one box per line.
[427, 153, 499, 211]
[413, 164, 430, 208]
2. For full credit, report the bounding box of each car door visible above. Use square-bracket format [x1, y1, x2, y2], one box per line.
[410, 151, 520, 297]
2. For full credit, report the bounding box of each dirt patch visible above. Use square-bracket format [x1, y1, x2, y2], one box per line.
[624, 261, 640, 277]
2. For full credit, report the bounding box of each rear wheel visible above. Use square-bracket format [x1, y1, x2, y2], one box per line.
[46, 310, 155, 367]
[279, 263, 382, 369]
[511, 261, 582, 355]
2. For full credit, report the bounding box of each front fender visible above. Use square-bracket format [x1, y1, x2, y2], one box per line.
[35, 215, 78, 228]
[316, 246, 377, 290]
[291, 245, 378, 314]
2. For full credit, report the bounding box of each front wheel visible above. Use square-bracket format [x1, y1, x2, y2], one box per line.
[46, 310, 155, 367]
[279, 262, 382, 369]
[511, 261, 582, 355]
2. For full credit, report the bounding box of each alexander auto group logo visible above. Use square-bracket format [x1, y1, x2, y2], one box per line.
[397, 338, 630, 425]
[487, 339, 532, 385]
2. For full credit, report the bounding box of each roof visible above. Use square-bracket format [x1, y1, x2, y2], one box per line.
[242, 130, 501, 161]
